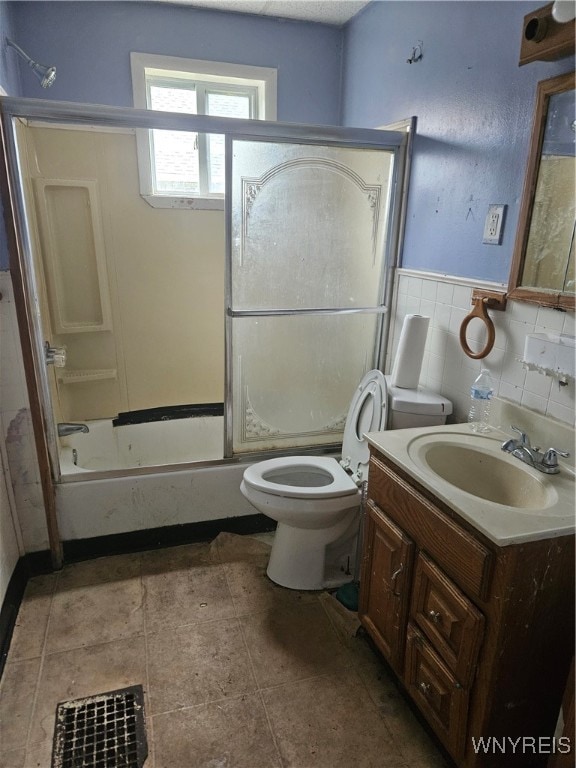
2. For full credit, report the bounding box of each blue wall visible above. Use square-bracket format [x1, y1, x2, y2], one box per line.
[0, 2, 20, 94]
[1, 1, 575, 282]
[0, 0, 344, 270]
[342, 1, 574, 283]
[0, 1, 21, 272]
[7, 1, 343, 124]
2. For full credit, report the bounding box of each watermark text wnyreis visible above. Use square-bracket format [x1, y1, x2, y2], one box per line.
[471, 736, 572, 755]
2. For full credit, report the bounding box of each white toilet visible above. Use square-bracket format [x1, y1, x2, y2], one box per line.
[240, 369, 452, 590]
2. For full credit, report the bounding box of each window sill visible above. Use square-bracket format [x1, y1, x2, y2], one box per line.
[141, 195, 224, 211]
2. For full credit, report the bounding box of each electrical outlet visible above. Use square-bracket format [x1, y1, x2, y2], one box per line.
[483, 204, 506, 245]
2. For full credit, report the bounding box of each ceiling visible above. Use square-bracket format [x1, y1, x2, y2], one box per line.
[156, 0, 371, 26]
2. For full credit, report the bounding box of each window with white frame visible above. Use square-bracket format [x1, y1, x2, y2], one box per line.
[131, 53, 277, 208]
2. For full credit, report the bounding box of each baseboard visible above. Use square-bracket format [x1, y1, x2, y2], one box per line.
[62, 513, 276, 563]
[0, 514, 275, 680]
[0, 550, 52, 678]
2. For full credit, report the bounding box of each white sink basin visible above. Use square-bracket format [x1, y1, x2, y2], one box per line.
[365, 418, 575, 546]
[407, 434, 558, 511]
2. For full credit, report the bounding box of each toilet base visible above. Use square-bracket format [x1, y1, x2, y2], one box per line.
[266, 511, 359, 590]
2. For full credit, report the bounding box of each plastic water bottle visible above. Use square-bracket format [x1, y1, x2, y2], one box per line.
[468, 369, 494, 433]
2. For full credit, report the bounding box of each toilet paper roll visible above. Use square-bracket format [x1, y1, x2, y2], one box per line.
[390, 314, 430, 389]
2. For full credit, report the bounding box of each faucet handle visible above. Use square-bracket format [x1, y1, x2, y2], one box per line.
[511, 425, 531, 446]
[542, 448, 570, 469]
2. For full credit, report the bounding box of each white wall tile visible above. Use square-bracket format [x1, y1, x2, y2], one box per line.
[421, 279, 437, 302]
[393, 270, 575, 428]
[536, 307, 565, 332]
[521, 391, 548, 415]
[452, 284, 472, 310]
[0, 273, 48, 554]
[436, 281, 454, 306]
[508, 300, 539, 325]
[524, 369, 553, 399]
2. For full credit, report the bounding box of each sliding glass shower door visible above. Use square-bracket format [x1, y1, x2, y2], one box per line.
[227, 138, 398, 455]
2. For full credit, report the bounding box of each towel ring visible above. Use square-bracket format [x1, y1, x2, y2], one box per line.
[459, 297, 496, 360]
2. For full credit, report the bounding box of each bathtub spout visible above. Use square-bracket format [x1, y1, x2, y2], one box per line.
[58, 422, 89, 437]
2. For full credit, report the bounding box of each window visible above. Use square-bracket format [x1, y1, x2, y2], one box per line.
[131, 53, 277, 209]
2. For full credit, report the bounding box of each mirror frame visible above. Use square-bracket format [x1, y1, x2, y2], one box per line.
[508, 70, 575, 310]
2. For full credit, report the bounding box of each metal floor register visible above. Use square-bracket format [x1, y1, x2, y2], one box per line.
[52, 685, 148, 768]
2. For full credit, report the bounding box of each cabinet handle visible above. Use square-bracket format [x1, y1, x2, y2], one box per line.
[428, 610, 442, 624]
[391, 563, 404, 597]
[419, 681, 431, 696]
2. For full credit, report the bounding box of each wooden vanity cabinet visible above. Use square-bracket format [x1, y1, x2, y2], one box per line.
[359, 449, 575, 768]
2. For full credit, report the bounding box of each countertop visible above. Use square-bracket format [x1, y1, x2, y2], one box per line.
[365, 422, 575, 546]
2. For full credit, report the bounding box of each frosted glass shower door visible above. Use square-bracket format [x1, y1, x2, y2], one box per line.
[228, 138, 397, 455]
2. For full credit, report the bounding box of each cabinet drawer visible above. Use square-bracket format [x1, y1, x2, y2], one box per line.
[368, 455, 492, 600]
[411, 553, 484, 686]
[405, 623, 468, 762]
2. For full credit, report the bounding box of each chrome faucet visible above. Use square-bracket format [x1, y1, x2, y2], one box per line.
[57, 422, 89, 437]
[501, 425, 569, 475]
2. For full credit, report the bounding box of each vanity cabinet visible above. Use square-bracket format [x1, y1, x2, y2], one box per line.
[359, 449, 575, 768]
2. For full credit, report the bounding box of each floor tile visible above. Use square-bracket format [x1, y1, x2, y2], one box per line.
[22, 740, 51, 768]
[356, 652, 447, 763]
[0, 533, 449, 768]
[356, 649, 401, 708]
[152, 694, 281, 768]
[147, 618, 257, 714]
[0, 659, 41, 752]
[7, 575, 56, 663]
[224, 557, 319, 616]
[212, 531, 273, 564]
[408, 755, 450, 768]
[58, 552, 141, 589]
[141, 542, 218, 576]
[240, 602, 353, 688]
[0, 750, 25, 768]
[29, 636, 147, 745]
[45, 576, 144, 654]
[143, 562, 234, 632]
[380, 697, 448, 765]
[261, 670, 405, 768]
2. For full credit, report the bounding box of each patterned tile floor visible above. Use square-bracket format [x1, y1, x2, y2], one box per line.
[0, 533, 449, 768]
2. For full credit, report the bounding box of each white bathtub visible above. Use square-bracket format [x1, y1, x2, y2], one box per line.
[59, 416, 224, 473]
[55, 416, 258, 542]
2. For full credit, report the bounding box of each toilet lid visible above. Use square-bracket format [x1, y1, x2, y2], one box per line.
[341, 369, 387, 483]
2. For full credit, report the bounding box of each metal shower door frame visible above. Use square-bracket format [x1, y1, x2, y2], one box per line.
[0, 96, 409, 568]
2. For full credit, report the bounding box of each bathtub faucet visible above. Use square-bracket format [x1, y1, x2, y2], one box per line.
[57, 422, 89, 437]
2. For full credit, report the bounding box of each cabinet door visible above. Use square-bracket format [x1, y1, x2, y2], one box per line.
[411, 553, 484, 686]
[359, 500, 414, 672]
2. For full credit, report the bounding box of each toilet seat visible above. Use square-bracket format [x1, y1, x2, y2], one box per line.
[242, 369, 388, 500]
[340, 369, 387, 483]
[242, 456, 358, 499]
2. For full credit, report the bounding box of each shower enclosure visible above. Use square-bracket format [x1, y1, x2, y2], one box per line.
[0, 97, 410, 565]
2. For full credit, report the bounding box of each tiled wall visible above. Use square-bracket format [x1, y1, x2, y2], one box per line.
[0, 272, 46, 552]
[389, 270, 576, 427]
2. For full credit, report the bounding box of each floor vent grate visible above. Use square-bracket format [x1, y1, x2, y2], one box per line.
[51, 685, 147, 768]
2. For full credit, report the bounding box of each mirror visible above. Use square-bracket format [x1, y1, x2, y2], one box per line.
[508, 71, 575, 309]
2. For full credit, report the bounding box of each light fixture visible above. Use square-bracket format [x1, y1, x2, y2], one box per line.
[552, 1, 576, 23]
[6, 38, 56, 88]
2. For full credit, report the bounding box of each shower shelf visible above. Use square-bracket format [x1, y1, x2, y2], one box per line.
[57, 368, 117, 384]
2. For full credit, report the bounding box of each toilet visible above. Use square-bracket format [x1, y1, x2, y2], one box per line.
[240, 369, 452, 591]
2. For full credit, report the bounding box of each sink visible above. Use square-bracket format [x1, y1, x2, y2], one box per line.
[407, 433, 559, 510]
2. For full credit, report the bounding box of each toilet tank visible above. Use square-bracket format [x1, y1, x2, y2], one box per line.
[386, 380, 453, 430]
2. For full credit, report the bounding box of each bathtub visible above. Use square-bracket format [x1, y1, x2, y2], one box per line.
[59, 416, 224, 474]
[55, 416, 258, 542]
